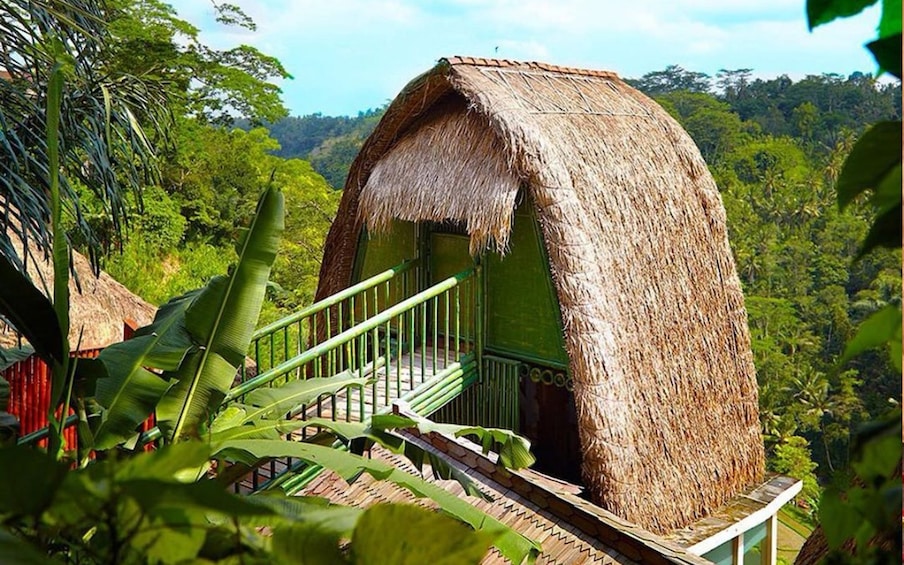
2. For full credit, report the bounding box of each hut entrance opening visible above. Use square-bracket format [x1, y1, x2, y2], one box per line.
[349, 207, 584, 485]
[427, 205, 584, 486]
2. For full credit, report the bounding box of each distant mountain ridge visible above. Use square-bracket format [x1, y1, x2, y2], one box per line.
[241, 108, 385, 189]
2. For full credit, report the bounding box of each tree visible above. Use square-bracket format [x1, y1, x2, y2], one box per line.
[0, 0, 169, 273]
[627, 64, 711, 95]
[105, 0, 290, 125]
[800, 0, 902, 562]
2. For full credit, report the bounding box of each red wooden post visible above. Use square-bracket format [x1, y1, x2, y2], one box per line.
[4, 317, 157, 451]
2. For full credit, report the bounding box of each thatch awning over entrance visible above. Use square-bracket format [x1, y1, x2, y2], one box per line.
[360, 98, 521, 254]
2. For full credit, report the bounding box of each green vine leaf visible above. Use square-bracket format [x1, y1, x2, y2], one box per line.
[806, 0, 878, 29]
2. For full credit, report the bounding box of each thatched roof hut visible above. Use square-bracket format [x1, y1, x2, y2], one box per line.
[1, 231, 155, 351]
[316, 57, 764, 533]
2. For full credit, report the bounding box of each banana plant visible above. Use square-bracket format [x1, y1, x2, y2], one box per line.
[214, 438, 539, 564]
[93, 184, 285, 446]
[0, 441, 515, 564]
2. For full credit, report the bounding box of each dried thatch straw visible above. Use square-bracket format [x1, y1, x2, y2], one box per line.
[317, 57, 764, 533]
[360, 97, 520, 254]
[1, 229, 155, 351]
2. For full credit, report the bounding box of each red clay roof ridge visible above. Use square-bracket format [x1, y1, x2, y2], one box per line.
[444, 56, 619, 79]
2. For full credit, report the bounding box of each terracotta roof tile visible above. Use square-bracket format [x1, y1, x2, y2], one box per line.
[299, 444, 634, 564]
[444, 56, 619, 79]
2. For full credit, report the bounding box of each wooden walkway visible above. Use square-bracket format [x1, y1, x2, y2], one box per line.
[295, 348, 451, 424]
[234, 346, 453, 493]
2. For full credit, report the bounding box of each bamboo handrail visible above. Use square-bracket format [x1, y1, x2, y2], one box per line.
[226, 267, 475, 401]
[251, 260, 417, 340]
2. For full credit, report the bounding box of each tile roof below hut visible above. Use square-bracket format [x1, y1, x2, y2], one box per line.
[299, 413, 711, 565]
[302, 443, 630, 564]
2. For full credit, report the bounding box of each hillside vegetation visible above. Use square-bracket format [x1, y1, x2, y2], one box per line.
[636, 67, 900, 509]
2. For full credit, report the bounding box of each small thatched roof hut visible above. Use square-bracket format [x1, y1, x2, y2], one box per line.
[316, 57, 764, 533]
[1, 231, 155, 351]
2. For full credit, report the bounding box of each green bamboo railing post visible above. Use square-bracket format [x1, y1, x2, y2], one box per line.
[395, 314, 402, 397]
[311, 315, 318, 368]
[432, 296, 438, 375]
[370, 326, 378, 414]
[454, 286, 461, 360]
[325, 307, 332, 344]
[296, 320, 302, 358]
[444, 289, 450, 367]
[329, 349, 337, 421]
[283, 326, 290, 384]
[345, 339, 353, 420]
[357, 333, 365, 421]
[337, 301, 344, 371]
[475, 263, 484, 383]
[349, 294, 356, 401]
[254, 339, 261, 373]
[269, 332, 275, 374]
[383, 280, 391, 405]
[408, 307, 415, 382]
[420, 303, 427, 382]
[372, 285, 378, 321]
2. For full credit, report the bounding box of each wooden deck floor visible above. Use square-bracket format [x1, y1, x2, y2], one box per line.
[296, 348, 452, 423]
[234, 346, 454, 493]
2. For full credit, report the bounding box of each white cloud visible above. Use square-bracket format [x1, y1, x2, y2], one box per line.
[170, 0, 886, 115]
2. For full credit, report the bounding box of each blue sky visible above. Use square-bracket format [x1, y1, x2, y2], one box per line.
[180, 0, 884, 117]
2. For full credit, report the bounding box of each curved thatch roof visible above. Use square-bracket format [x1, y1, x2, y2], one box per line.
[1, 231, 155, 351]
[316, 57, 764, 533]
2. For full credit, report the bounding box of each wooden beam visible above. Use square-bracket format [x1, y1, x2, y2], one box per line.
[732, 532, 744, 565]
[761, 514, 778, 565]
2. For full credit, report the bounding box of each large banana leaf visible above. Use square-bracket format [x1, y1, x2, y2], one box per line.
[372, 414, 536, 470]
[241, 374, 370, 422]
[348, 504, 498, 565]
[205, 375, 370, 443]
[213, 439, 540, 564]
[92, 292, 196, 449]
[155, 185, 284, 442]
[0, 255, 63, 366]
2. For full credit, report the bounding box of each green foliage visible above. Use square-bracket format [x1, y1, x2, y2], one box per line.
[626, 64, 711, 94]
[259, 108, 385, 189]
[807, 0, 878, 29]
[0, 441, 517, 565]
[109, 122, 338, 317]
[655, 91, 753, 162]
[214, 439, 539, 564]
[770, 436, 822, 507]
[105, 240, 235, 306]
[0, 0, 169, 275]
[349, 504, 498, 565]
[801, 2, 902, 563]
[840, 305, 902, 371]
[0, 255, 64, 365]
[106, 0, 290, 124]
[817, 410, 902, 563]
[130, 186, 186, 250]
[139, 185, 283, 443]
